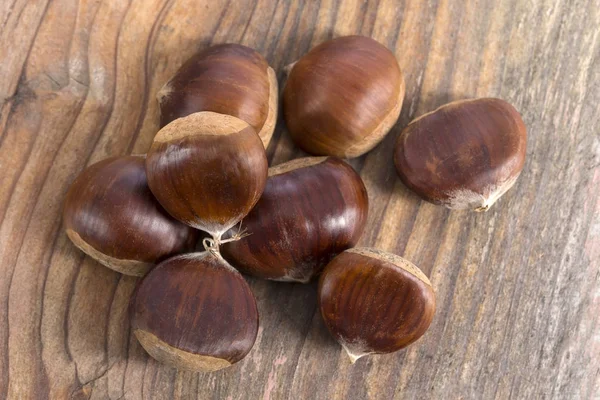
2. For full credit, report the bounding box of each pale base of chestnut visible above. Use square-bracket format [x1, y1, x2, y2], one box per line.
[66, 229, 153, 277]
[443, 171, 520, 212]
[134, 329, 232, 372]
[405, 98, 474, 127]
[153, 111, 249, 142]
[258, 67, 278, 148]
[346, 248, 432, 286]
[269, 156, 328, 176]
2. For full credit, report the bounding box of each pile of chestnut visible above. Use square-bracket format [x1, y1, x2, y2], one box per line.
[63, 36, 526, 372]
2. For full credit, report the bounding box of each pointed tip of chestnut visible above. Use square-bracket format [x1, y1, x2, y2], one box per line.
[146, 111, 268, 236]
[394, 98, 527, 211]
[157, 43, 278, 148]
[63, 156, 198, 276]
[283, 35, 405, 158]
[319, 248, 435, 360]
[221, 157, 368, 283]
[342, 345, 367, 364]
[130, 252, 258, 372]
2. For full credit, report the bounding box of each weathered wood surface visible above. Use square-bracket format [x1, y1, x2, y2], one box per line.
[1, 0, 599, 398]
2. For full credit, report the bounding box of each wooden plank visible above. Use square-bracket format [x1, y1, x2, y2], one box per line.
[0, 0, 598, 398]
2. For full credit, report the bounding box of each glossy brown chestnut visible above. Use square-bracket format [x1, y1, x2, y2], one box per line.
[158, 44, 278, 148]
[283, 35, 405, 158]
[62, 156, 198, 276]
[130, 252, 258, 371]
[145, 111, 268, 239]
[319, 248, 435, 362]
[221, 157, 368, 283]
[394, 98, 527, 211]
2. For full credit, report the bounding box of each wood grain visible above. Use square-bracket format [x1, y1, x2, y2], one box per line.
[0, 0, 598, 399]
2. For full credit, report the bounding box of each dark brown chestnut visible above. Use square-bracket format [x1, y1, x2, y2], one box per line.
[319, 248, 435, 362]
[158, 44, 277, 148]
[62, 156, 198, 276]
[394, 98, 527, 211]
[130, 252, 258, 371]
[145, 112, 268, 241]
[221, 157, 368, 283]
[283, 35, 405, 158]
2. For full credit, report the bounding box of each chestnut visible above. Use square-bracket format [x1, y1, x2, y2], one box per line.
[130, 252, 258, 371]
[145, 111, 268, 242]
[394, 98, 527, 211]
[221, 157, 368, 283]
[283, 35, 405, 158]
[158, 44, 278, 148]
[62, 156, 198, 276]
[319, 248, 435, 362]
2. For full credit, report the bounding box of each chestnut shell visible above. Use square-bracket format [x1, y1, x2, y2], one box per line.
[394, 98, 527, 211]
[63, 156, 198, 276]
[319, 248, 435, 362]
[158, 44, 278, 148]
[221, 157, 369, 283]
[283, 35, 405, 158]
[146, 112, 268, 236]
[130, 252, 259, 372]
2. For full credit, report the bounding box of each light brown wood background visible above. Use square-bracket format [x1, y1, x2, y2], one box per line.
[1, 0, 599, 399]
